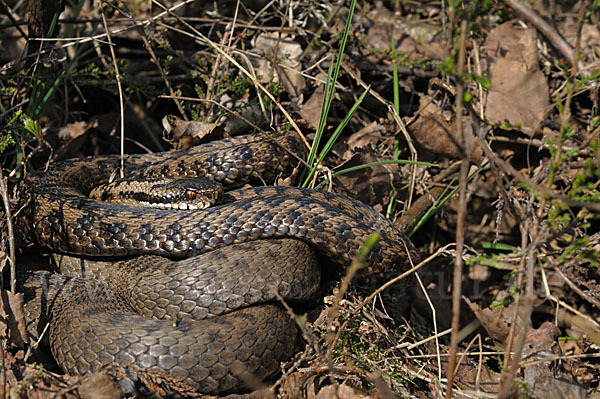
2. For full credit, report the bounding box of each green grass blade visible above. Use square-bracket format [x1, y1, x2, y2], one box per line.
[314, 159, 437, 190]
[302, 0, 358, 187]
[302, 84, 369, 187]
[408, 163, 487, 237]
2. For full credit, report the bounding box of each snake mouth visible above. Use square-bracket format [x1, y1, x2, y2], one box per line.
[138, 200, 212, 210]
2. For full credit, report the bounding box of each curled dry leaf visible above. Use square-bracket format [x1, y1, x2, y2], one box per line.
[162, 115, 219, 148]
[463, 297, 512, 343]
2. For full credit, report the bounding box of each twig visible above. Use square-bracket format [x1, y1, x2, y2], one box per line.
[553, 265, 600, 311]
[0, 167, 16, 293]
[150, 7, 309, 151]
[139, 24, 187, 120]
[0, 0, 198, 74]
[560, 0, 585, 127]
[100, 5, 125, 178]
[504, 0, 582, 70]
[0, 0, 28, 39]
[445, 18, 469, 399]
[498, 223, 546, 398]
[340, 63, 419, 211]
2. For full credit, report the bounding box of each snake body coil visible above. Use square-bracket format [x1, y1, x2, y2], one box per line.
[19, 131, 416, 395]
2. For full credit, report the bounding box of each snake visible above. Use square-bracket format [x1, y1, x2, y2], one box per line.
[17, 130, 417, 395]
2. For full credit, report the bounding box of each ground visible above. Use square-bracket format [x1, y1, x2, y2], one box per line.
[1, 0, 600, 398]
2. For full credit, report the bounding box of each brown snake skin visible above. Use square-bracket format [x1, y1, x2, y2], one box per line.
[18, 130, 417, 395]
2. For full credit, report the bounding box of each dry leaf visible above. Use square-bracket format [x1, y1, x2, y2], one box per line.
[482, 21, 550, 135]
[463, 297, 512, 342]
[315, 384, 363, 399]
[298, 83, 325, 130]
[0, 290, 29, 349]
[250, 32, 305, 99]
[57, 120, 95, 141]
[162, 115, 218, 147]
[408, 94, 483, 162]
[77, 373, 122, 399]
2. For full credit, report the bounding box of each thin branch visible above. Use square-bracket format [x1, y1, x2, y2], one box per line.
[504, 0, 582, 70]
[100, 4, 125, 178]
[445, 18, 469, 399]
[0, 167, 16, 293]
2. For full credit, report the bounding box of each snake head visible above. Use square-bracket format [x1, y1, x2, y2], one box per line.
[89, 177, 224, 210]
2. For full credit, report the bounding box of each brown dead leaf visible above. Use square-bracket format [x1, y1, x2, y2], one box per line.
[315, 384, 364, 399]
[57, 121, 96, 141]
[162, 115, 219, 148]
[451, 356, 502, 393]
[362, 7, 443, 66]
[523, 321, 560, 359]
[482, 21, 550, 135]
[77, 373, 122, 399]
[464, 297, 512, 342]
[298, 82, 325, 130]
[522, 323, 586, 399]
[0, 289, 29, 349]
[343, 121, 386, 159]
[332, 150, 395, 210]
[250, 32, 305, 99]
[327, 122, 397, 208]
[408, 94, 483, 162]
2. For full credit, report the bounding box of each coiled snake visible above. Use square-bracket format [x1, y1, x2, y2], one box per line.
[18, 130, 416, 395]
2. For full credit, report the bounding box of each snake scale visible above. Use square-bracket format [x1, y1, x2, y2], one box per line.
[18, 130, 417, 395]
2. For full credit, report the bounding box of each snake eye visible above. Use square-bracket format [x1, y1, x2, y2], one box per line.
[186, 190, 197, 201]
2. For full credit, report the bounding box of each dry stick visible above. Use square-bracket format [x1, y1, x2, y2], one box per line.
[500, 215, 529, 386]
[499, 224, 545, 398]
[553, 266, 600, 310]
[0, 0, 197, 75]
[549, 1, 585, 185]
[504, 0, 581, 70]
[139, 28, 187, 120]
[561, 0, 585, 128]
[150, 3, 309, 151]
[473, 119, 600, 213]
[0, 0, 28, 39]
[202, 19, 232, 118]
[99, 6, 125, 179]
[0, 168, 16, 294]
[445, 19, 469, 399]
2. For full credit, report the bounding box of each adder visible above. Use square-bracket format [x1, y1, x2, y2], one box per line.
[17, 130, 417, 395]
